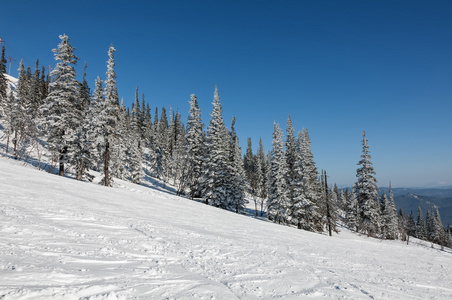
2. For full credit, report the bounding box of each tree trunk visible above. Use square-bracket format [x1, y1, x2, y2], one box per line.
[254, 198, 258, 216]
[324, 170, 332, 237]
[104, 141, 110, 186]
[13, 131, 18, 159]
[59, 146, 67, 176]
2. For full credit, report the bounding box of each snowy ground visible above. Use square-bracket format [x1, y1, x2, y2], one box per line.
[1, 157, 451, 299]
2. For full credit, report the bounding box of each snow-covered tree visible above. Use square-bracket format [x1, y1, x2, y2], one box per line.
[285, 115, 297, 217]
[29, 59, 43, 116]
[416, 205, 427, 240]
[0, 44, 7, 109]
[227, 116, 247, 213]
[40, 35, 80, 176]
[380, 186, 398, 240]
[243, 137, 255, 194]
[94, 45, 120, 186]
[11, 60, 29, 159]
[432, 206, 445, 246]
[355, 131, 380, 236]
[345, 188, 359, 231]
[111, 99, 129, 180]
[201, 86, 230, 208]
[294, 129, 323, 231]
[70, 64, 95, 181]
[267, 122, 289, 223]
[184, 94, 204, 198]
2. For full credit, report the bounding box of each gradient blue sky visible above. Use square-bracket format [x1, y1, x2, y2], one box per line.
[2, 0, 451, 187]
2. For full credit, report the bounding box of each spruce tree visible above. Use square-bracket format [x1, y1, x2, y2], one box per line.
[285, 115, 297, 219]
[355, 131, 380, 236]
[256, 138, 268, 216]
[0, 44, 7, 109]
[71, 63, 95, 181]
[426, 206, 434, 242]
[29, 59, 42, 116]
[40, 65, 48, 100]
[94, 45, 120, 186]
[267, 122, 289, 223]
[228, 116, 247, 213]
[244, 137, 255, 194]
[40, 35, 80, 175]
[383, 186, 399, 239]
[4, 89, 16, 153]
[416, 204, 427, 240]
[299, 129, 323, 231]
[433, 206, 445, 246]
[345, 188, 359, 231]
[201, 86, 230, 208]
[12, 60, 29, 159]
[184, 94, 204, 198]
[111, 99, 129, 180]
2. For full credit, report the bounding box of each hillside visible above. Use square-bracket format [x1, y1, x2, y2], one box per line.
[1, 157, 451, 299]
[377, 187, 452, 225]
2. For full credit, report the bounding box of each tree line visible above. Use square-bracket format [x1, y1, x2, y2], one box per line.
[0, 35, 450, 247]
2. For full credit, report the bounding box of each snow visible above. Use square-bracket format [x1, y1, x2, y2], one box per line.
[1, 157, 451, 299]
[4, 73, 18, 91]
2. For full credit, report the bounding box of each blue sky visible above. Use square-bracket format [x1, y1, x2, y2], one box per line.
[2, 0, 451, 187]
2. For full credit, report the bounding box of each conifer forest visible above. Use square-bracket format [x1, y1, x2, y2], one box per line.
[0, 35, 450, 249]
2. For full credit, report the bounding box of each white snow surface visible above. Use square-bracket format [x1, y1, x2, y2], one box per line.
[4, 73, 18, 92]
[1, 157, 451, 299]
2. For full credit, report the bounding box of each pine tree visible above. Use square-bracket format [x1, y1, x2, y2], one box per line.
[0, 44, 7, 109]
[127, 86, 144, 184]
[184, 94, 204, 198]
[267, 122, 289, 223]
[297, 129, 323, 231]
[40, 35, 80, 175]
[228, 116, 247, 213]
[285, 115, 297, 219]
[406, 211, 417, 238]
[92, 77, 104, 170]
[94, 45, 120, 186]
[40, 65, 49, 100]
[111, 99, 129, 180]
[142, 100, 153, 148]
[416, 205, 427, 240]
[381, 185, 398, 239]
[201, 86, 230, 208]
[337, 189, 347, 211]
[345, 188, 359, 231]
[355, 131, 380, 237]
[433, 206, 445, 247]
[71, 63, 95, 181]
[3, 89, 16, 153]
[425, 206, 434, 242]
[29, 59, 42, 116]
[243, 137, 255, 194]
[12, 60, 29, 159]
[256, 138, 267, 216]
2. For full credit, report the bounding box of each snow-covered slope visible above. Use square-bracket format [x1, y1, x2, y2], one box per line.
[4, 73, 18, 93]
[1, 157, 451, 299]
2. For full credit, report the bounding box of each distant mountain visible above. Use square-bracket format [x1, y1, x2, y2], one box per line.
[379, 187, 452, 226]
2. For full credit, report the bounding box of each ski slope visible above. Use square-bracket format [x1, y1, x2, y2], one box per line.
[0, 157, 451, 299]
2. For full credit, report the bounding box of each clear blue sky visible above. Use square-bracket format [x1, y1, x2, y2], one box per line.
[2, 0, 451, 187]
